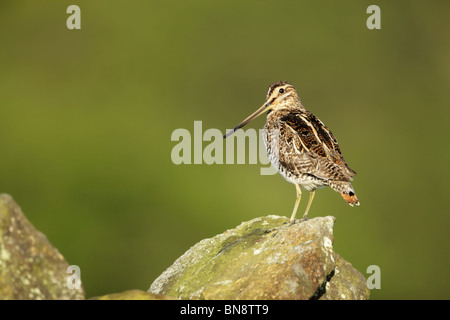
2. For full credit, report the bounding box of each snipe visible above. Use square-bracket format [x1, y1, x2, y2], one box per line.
[224, 81, 359, 223]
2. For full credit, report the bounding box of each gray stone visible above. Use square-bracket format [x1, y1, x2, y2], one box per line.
[90, 289, 176, 300]
[148, 215, 369, 300]
[0, 194, 84, 300]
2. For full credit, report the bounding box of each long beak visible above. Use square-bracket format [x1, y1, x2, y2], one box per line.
[223, 101, 272, 139]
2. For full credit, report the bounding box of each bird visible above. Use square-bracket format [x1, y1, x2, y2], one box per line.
[223, 81, 359, 223]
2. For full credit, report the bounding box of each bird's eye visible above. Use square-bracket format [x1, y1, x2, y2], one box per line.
[279, 88, 285, 94]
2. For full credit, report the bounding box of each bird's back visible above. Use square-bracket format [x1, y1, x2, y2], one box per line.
[263, 109, 356, 186]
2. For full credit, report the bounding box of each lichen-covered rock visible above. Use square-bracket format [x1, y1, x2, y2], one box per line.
[148, 215, 369, 300]
[0, 194, 85, 300]
[318, 253, 370, 300]
[91, 289, 176, 300]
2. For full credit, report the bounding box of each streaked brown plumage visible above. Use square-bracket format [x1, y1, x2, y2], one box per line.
[224, 81, 359, 223]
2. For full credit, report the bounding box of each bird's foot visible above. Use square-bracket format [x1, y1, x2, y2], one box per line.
[289, 217, 309, 225]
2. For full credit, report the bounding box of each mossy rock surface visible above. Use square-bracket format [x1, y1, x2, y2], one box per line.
[0, 194, 84, 300]
[0, 193, 369, 300]
[91, 289, 176, 300]
[148, 215, 369, 300]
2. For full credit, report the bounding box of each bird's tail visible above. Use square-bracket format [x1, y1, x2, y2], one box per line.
[329, 181, 360, 207]
[340, 191, 359, 207]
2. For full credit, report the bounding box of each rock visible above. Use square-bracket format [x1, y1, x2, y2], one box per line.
[148, 215, 369, 300]
[0, 192, 369, 300]
[0, 194, 85, 300]
[90, 289, 177, 300]
[318, 253, 370, 300]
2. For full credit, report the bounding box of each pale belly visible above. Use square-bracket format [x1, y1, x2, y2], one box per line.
[273, 160, 328, 191]
[263, 126, 328, 191]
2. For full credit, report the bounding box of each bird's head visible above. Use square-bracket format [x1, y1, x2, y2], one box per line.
[223, 81, 303, 138]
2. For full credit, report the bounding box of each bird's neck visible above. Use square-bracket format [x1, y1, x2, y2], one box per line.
[268, 101, 306, 117]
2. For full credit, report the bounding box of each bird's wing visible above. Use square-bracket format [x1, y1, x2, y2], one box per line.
[277, 111, 356, 181]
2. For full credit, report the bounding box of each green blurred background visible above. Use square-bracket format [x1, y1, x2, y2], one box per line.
[1, 1, 449, 299]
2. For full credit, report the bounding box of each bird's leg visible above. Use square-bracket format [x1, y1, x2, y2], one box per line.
[301, 190, 316, 221]
[289, 184, 302, 224]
